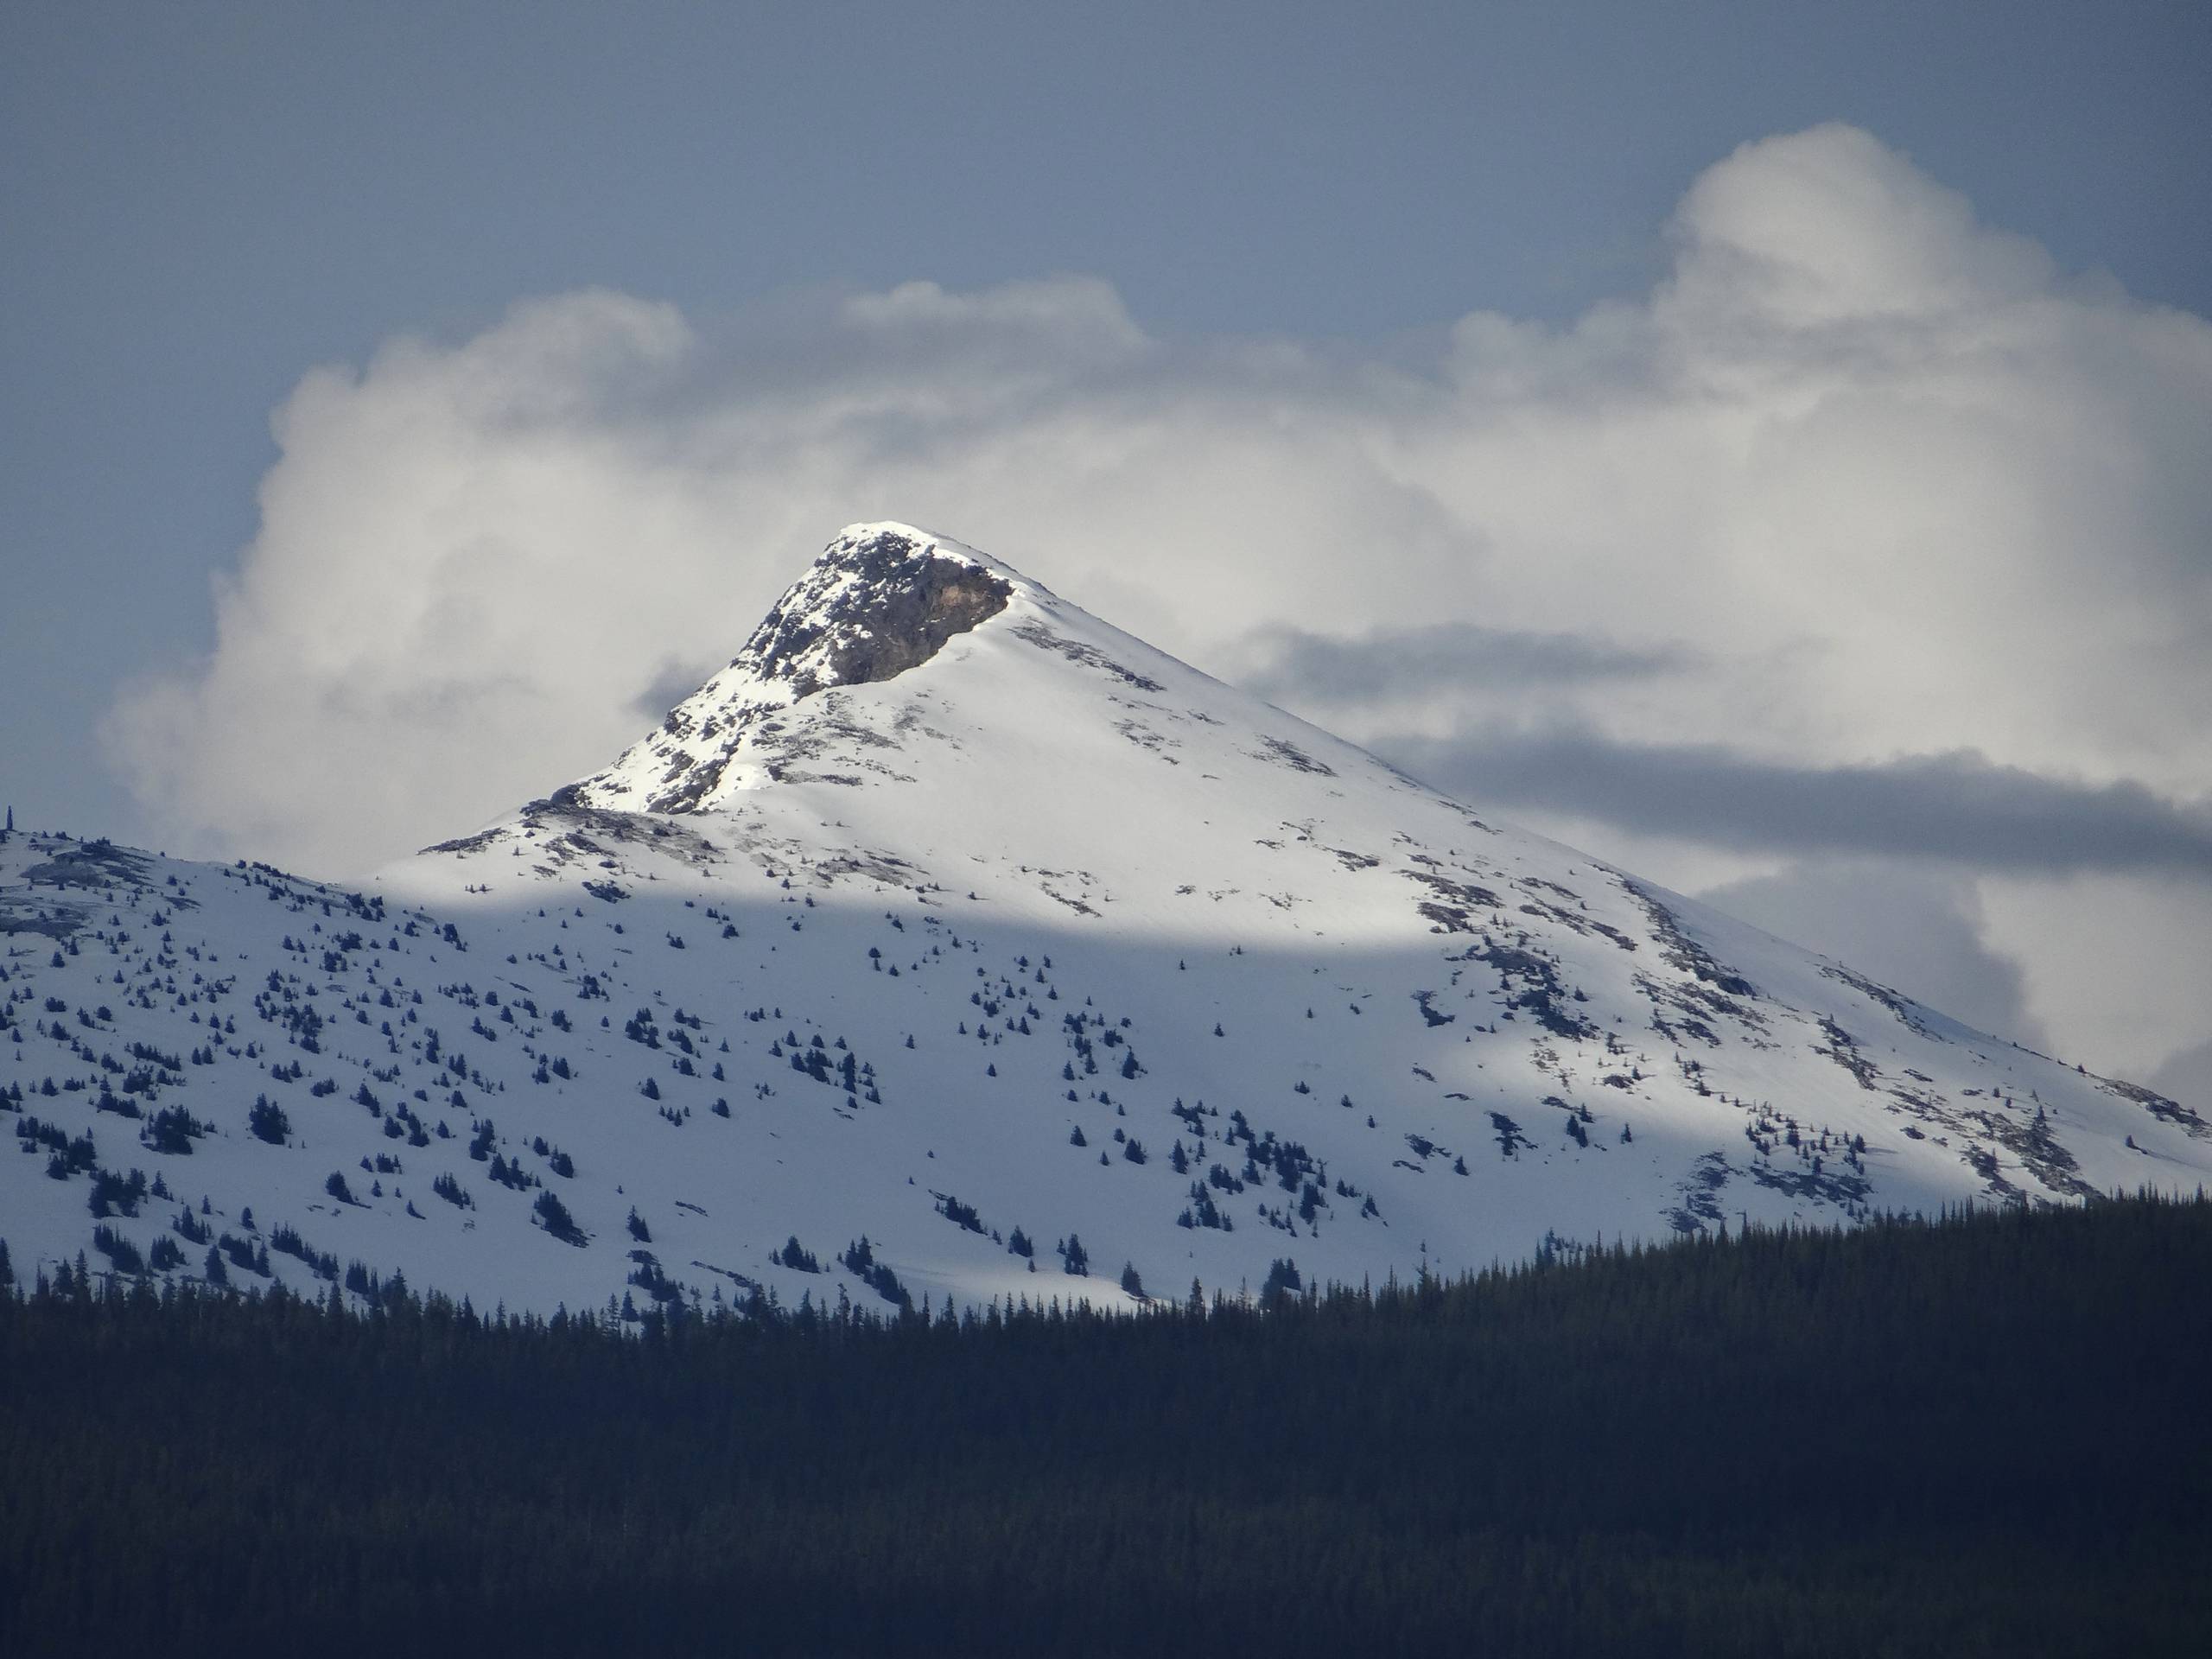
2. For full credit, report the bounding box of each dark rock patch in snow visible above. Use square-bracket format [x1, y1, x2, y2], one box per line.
[752, 529, 1013, 697]
[1008, 620, 1164, 691]
[2100, 1078, 2209, 1140]
[1622, 882, 1759, 999]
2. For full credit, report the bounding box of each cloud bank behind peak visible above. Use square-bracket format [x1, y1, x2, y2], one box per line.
[104, 124, 2212, 1082]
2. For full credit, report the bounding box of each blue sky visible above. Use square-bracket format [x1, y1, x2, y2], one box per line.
[3, 2, 2209, 1092]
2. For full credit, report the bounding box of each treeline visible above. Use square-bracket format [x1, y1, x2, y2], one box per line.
[3, 1194, 2209, 1656]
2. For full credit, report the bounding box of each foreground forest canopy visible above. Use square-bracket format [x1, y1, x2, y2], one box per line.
[3, 1195, 2209, 1656]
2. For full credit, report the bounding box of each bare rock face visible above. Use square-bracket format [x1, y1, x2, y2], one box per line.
[569, 524, 1019, 815]
[744, 528, 1014, 698]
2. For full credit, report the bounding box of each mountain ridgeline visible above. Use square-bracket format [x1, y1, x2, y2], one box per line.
[2, 523, 2205, 1320]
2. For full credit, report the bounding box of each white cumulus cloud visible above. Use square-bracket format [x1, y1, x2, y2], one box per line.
[105, 124, 2212, 1089]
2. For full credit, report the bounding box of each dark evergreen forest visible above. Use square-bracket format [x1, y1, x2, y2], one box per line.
[3, 1194, 2208, 1657]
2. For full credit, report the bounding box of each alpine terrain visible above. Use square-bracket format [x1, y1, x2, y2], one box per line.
[4, 524, 2205, 1318]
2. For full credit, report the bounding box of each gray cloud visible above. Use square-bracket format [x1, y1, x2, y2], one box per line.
[632, 655, 721, 721]
[2148, 1038, 2212, 1113]
[1379, 728, 2212, 877]
[1696, 860, 2048, 1051]
[1240, 622, 1695, 707]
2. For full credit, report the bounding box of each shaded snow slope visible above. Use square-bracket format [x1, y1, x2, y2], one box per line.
[3, 524, 2203, 1319]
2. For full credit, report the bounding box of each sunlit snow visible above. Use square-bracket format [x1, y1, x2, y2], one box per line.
[3, 524, 2202, 1319]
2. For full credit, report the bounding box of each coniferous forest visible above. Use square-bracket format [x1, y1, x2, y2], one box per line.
[3, 1194, 2209, 1657]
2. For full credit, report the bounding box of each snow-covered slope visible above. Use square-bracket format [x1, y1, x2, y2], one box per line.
[5, 524, 2205, 1318]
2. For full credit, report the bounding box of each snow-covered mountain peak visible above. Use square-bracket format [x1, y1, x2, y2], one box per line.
[8, 522, 2204, 1325]
[536, 519, 1426, 905]
[564, 523, 1039, 814]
